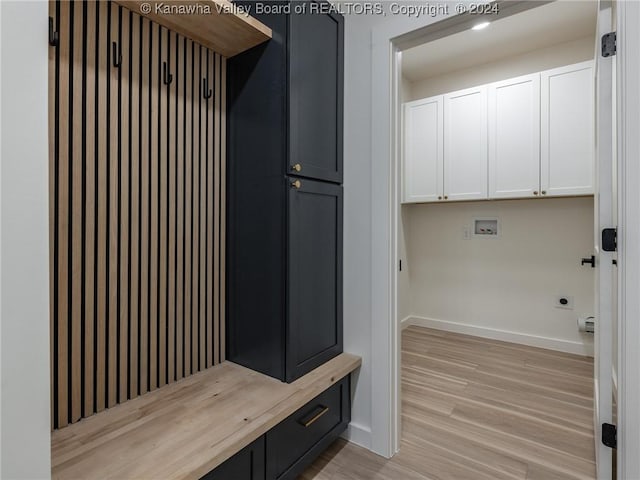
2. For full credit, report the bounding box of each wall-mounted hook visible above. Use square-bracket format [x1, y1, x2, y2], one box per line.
[163, 62, 173, 85]
[112, 42, 122, 68]
[49, 17, 58, 46]
[203, 78, 213, 100]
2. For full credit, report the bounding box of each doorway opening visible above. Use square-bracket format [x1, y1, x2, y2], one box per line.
[393, 2, 615, 478]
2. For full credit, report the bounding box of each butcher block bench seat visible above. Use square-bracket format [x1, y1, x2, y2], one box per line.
[51, 353, 361, 479]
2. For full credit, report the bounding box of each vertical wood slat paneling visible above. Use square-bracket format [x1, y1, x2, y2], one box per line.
[57, 0, 70, 429]
[176, 35, 185, 381]
[119, 4, 130, 405]
[208, 49, 215, 369]
[49, 0, 225, 429]
[192, 42, 200, 375]
[139, 15, 150, 396]
[184, 38, 193, 378]
[96, 0, 108, 415]
[219, 55, 227, 363]
[84, 0, 97, 419]
[158, 26, 168, 389]
[149, 19, 159, 392]
[129, 11, 140, 400]
[168, 31, 177, 384]
[107, 1, 119, 409]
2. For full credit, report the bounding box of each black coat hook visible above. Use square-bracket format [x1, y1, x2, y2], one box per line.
[49, 17, 58, 46]
[112, 42, 122, 68]
[163, 62, 173, 85]
[203, 78, 213, 100]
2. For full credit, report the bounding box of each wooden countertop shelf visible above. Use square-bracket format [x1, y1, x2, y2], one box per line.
[115, 0, 272, 57]
[51, 353, 361, 479]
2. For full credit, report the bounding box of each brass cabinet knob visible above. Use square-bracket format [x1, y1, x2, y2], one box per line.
[534, 191, 539, 195]
[291, 163, 302, 172]
[291, 179, 302, 189]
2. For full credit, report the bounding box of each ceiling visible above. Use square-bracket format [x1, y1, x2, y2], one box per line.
[402, 1, 598, 82]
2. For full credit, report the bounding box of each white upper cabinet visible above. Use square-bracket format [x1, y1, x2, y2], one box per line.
[488, 73, 541, 199]
[541, 61, 594, 196]
[444, 86, 488, 201]
[401, 61, 594, 204]
[403, 96, 443, 203]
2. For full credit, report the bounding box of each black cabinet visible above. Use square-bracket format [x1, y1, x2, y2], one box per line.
[203, 377, 351, 480]
[227, 1, 344, 383]
[201, 437, 265, 480]
[289, 5, 343, 183]
[287, 180, 343, 381]
[266, 376, 350, 479]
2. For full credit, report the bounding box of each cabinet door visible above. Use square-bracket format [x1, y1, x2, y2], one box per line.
[287, 178, 342, 382]
[541, 61, 594, 196]
[444, 86, 488, 201]
[402, 96, 444, 203]
[488, 74, 541, 199]
[202, 437, 265, 480]
[289, 6, 343, 183]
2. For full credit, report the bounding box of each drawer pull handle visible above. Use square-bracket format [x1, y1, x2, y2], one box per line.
[298, 405, 329, 428]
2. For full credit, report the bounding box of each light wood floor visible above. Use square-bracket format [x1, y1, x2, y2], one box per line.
[301, 326, 596, 480]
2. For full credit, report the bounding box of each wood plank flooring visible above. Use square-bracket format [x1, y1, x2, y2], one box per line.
[302, 326, 596, 480]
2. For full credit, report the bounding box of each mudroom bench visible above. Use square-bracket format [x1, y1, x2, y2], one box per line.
[51, 353, 361, 479]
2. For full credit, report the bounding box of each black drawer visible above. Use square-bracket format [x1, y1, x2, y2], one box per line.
[266, 376, 350, 479]
[201, 437, 265, 480]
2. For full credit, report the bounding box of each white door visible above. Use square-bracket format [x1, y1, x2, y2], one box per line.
[488, 73, 541, 199]
[594, 2, 616, 479]
[402, 96, 444, 203]
[444, 86, 488, 201]
[541, 61, 595, 197]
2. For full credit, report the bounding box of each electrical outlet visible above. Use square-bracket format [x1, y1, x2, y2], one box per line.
[554, 295, 574, 310]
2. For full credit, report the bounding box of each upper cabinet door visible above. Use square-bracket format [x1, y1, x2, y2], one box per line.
[444, 86, 488, 201]
[289, 8, 344, 183]
[402, 96, 444, 203]
[489, 74, 541, 199]
[287, 178, 343, 382]
[541, 61, 594, 196]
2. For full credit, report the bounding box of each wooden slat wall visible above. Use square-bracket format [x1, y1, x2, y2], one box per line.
[49, 0, 226, 429]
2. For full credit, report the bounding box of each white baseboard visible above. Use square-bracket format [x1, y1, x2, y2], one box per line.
[402, 315, 594, 357]
[341, 422, 372, 450]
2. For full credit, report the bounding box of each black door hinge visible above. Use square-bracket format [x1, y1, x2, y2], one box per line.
[602, 228, 617, 252]
[399, 259, 402, 272]
[602, 32, 617, 57]
[602, 423, 617, 448]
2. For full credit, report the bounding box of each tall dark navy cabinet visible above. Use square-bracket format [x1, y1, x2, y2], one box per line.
[227, 1, 344, 383]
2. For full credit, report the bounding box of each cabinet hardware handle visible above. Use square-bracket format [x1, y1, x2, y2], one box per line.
[444, 195, 448, 200]
[291, 163, 302, 172]
[533, 191, 539, 195]
[298, 405, 329, 428]
[438, 196, 442, 200]
[541, 190, 547, 195]
[291, 180, 302, 189]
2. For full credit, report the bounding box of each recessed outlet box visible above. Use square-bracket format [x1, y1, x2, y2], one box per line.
[555, 295, 574, 310]
[473, 218, 499, 237]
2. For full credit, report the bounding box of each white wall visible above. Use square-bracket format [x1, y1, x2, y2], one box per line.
[408, 36, 595, 100]
[0, 1, 52, 478]
[402, 198, 595, 355]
